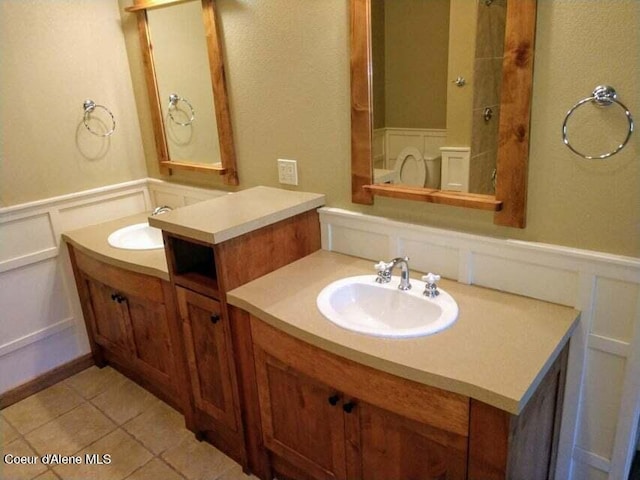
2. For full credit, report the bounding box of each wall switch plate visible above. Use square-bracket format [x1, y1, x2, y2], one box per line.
[277, 159, 298, 185]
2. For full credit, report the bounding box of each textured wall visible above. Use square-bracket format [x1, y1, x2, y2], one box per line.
[1, 0, 147, 206]
[122, 0, 639, 257]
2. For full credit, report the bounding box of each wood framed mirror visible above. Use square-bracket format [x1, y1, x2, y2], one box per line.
[351, 0, 537, 228]
[126, 0, 238, 185]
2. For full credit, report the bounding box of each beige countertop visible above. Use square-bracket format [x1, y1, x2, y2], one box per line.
[148, 186, 325, 245]
[62, 213, 169, 281]
[227, 250, 580, 415]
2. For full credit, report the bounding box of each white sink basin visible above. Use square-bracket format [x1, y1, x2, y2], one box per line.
[107, 223, 164, 250]
[317, 275, 458, 338]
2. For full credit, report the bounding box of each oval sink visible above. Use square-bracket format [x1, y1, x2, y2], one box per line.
[107, 223, 164, 250]
[317, 275, 458, 338]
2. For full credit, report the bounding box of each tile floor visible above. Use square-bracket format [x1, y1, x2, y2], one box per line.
[1, 366, 258, 480]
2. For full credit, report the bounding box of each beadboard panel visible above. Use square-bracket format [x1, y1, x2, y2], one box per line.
[319, 207, 640, 480]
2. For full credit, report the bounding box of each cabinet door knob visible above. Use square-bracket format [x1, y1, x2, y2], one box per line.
[116, 294, 126, 304]
[342, 401, 356, 413]
[328, 394, 340, 406]
[111, 293, 118, 301]
[210, 314, 221, 324]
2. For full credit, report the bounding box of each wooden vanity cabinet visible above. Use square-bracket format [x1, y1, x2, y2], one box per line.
[251, 318, 469, 480]
[68, 247, 185, 411]
[163, 210, 322, 471]
[249, 316, 568, 480]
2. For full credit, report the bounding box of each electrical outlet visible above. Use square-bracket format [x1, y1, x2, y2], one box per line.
[277, 159, 298, 185]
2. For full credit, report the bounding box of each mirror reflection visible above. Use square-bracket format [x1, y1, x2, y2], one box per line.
[371, 0, 506, 195]
[147, 1, 221, 165]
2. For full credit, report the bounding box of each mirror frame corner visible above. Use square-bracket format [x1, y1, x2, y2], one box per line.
[126, 0, 239, 186]
[350, 0, 537, 228]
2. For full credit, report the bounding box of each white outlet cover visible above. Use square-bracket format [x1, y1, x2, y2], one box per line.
[277, 159, 298, 185]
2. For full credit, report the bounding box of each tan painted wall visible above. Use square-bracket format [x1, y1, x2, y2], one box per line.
[384, 0, 450, 129]
[2, 1, 637, 255]
[0, 0, 147, 206]
[129, 0, 636, 257]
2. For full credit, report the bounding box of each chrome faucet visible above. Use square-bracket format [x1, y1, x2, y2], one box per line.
[151, 205, 172, 216]
[374, 256, 412, 291]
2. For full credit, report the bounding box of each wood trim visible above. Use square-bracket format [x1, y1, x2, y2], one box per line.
[160, 160, 226, 174]
[493, 0, 537, 228]
[202, 0, 238, 186]
[135, 10, 170, 175]
[129, 0, 239, 183]
[350, 0, 536, 227]
[350, 0, 374, 205]
[363, 184, 502, 211]
[125, 0, 194, 13]
[0, 354, 94, 409]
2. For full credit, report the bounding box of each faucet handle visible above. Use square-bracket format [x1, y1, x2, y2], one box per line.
[374, 261, 390, 272]
[374, 261, 392, 283]
[421, 273, 441, 298]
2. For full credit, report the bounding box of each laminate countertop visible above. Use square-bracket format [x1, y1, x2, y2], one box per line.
[227, 250, 580, 415]
[62, 213, 169, 281]
[148, 186, 325, 245]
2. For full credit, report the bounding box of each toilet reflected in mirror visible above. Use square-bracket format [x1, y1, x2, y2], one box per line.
[392, 147, 441, 189]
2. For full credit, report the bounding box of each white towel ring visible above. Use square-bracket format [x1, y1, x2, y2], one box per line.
[168, 94, 195, 126]
[562, 85, 634, 160]
[83, 100, 116, 137]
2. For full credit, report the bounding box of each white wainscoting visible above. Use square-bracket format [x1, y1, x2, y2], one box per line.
[372, 128, 447, 170]
[0, 179, 224, 395]
[319, 207, 640, 480]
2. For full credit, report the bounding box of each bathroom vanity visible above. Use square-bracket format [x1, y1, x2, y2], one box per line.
[64, 187, 579, 480]
[227, 251, 579, 480]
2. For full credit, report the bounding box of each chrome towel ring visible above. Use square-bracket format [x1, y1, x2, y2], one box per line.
[83, 99, 116, 137]
[168, 94, 195, 126]
[562, 85, 634, 160]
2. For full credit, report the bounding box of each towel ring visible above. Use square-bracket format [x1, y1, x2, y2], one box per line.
[83, 100, 116, 137]
[168, 94, 195, 126]
[562, 85, 634, 160]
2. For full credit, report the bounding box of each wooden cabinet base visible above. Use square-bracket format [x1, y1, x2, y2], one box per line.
[248, 315, 569, 480]
[68, 246, 189, 416]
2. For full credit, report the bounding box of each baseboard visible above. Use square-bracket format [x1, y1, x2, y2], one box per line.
[0, 353, 94, 409]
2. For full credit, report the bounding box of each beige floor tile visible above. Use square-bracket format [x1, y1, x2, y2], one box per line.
[125, 458, 185, 480]
[90, 381, 160, 425]
[53, 429, 152, 480]
[122, 400, 190, 454]
[162, 436, 237, 480]
[33, 470, 61, 479]
[2, 384, 84, 434]
[0, 438, 48, 479]
[1, 415, 20, 446]
[64, 366, 128, 400]
[216, 464, 258, 480]
[26, 403, 116, 457]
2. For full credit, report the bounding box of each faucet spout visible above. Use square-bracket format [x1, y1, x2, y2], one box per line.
[389, 257, 411, 291]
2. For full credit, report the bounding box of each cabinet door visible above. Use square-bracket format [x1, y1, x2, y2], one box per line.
[254, 347, 347, 480]
[123, 293, 173, 382]
[84, 276, 134, 354]
[176, 287, 238, 432]
[354, 402, 468, 480]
